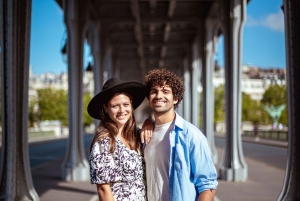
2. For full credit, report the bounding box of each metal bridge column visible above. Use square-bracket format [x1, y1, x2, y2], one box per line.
[191, 37, 201, 128]
[203, 18, 220, 164]
[89, 22, 103, 97]
[183, 57, 191, 122]
[61, 0, 90, 181]
[278, 0, 300, 200]
[218, 0, 248, 181]
[88, 21, 103, 127]
[0, 0, 39, 200]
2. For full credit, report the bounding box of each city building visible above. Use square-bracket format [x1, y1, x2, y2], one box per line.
[212, 64, 286, 100]
[28, 66, 94, 102]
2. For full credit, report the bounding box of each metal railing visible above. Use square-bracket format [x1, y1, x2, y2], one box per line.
[243, 130, 288, 141]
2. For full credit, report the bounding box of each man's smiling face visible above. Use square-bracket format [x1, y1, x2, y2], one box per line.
[149, 84, 178, 115]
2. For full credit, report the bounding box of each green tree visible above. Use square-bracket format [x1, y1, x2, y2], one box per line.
[28, 97, 38, 127]
[83, 93, 93, 126]
[37, 88, 68, 125]
[261, 84, 288, 125]
[242, 92, 269, 124]
[214, 85, 269, 125]
[214, 85, 225, 124]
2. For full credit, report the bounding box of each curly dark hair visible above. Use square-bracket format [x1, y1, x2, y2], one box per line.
[145, 68, 185, 109]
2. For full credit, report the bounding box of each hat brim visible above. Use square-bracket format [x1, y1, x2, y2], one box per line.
[87, 81, 146, 120]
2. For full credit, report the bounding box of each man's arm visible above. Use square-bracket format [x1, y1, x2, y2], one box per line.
[197, 189, 216, 201]
[188, 129, 218, 201]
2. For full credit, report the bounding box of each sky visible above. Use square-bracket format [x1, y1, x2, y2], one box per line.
[29, 0, 286, 75]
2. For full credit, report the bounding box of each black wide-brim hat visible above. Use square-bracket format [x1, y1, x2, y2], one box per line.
[87, 77, 146, 120]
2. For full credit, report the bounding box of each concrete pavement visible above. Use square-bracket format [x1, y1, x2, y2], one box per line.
[31, 135, 287, 201]
[214, 135, 286, 201]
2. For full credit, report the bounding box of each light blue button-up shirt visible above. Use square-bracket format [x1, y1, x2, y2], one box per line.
[168, 113, 218, 201]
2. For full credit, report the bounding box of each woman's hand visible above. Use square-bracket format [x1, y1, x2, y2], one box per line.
[96, 183, 114, 201]
[140, 118, 154, 144]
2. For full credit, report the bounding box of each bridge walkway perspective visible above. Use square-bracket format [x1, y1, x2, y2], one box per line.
[31, 134, 287, 201]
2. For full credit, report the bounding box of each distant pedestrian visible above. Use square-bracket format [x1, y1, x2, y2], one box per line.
[254, 123, 260, 142]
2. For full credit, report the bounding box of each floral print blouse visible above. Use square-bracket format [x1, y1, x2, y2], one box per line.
[90, 136, 147, 201]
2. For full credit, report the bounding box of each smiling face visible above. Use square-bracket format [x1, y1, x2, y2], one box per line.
[104, 93, 133, 130]
[149, 84, 178, 115]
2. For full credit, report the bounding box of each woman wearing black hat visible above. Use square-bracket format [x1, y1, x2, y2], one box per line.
[88, 77, 148, 201]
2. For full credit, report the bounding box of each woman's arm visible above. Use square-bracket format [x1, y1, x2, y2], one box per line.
[140, 118, 154, 144]
[96, 183, 114, 201]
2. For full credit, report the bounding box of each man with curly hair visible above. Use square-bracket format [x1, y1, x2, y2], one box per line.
[143, 68, 218, 201]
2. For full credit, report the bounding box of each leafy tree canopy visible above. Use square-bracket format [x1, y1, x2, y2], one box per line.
[261, 84, 288, 125]
[29, 89, 94, 127]
[37, 88, 68, 125]
[83, 93, 93, 126]
[214, 85, 225, 123]
[214, 84, 287, 126]
[261, 85, 287, 106]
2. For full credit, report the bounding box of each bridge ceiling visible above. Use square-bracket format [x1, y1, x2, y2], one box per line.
[57, 0, 215, 81]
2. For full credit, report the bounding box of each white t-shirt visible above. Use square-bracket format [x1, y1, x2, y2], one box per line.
[144, 120, 174, 201]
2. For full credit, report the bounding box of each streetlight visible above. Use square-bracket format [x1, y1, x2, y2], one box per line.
[60, 31, 68, 63]
[61, 40, 67, 63]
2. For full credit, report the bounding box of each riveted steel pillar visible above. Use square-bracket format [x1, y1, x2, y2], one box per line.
[277, 0, 300, 200]
[203, 18, 220, 164]
[218, 0, 248, 181]
[61, 0, 90, 181]
[0, 0, 39, 200]
[89, 22, 103, 95]
[176, 63, 184, 117]
[183, 57, 191, 122]
[177, 100, 184, 117]
[191, 37, 201, 128]
[102, 39, 113, 80]
[88, 21, 103, 127]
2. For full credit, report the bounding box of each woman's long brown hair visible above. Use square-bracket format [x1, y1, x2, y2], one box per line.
[90, 93, 141, 153]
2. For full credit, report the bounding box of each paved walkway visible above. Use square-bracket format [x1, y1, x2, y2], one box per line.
[214, 135, 286, 201]
[31, 135, 287, 201]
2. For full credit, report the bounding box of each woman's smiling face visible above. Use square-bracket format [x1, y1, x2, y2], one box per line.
[104, 93, 132, 129]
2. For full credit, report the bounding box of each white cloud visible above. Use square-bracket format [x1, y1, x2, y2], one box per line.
[261, 11, 284, 32]
[245, 11, 284, 32]
[245, 15, 259, 26]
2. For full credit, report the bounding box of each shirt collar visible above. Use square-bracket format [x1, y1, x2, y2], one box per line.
[174, 112, 184, 131]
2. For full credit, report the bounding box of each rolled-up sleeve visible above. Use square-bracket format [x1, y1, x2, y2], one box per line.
[189, 133, 218, 193]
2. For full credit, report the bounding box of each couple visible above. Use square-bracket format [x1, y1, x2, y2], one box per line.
[88, 68, 218, 201]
